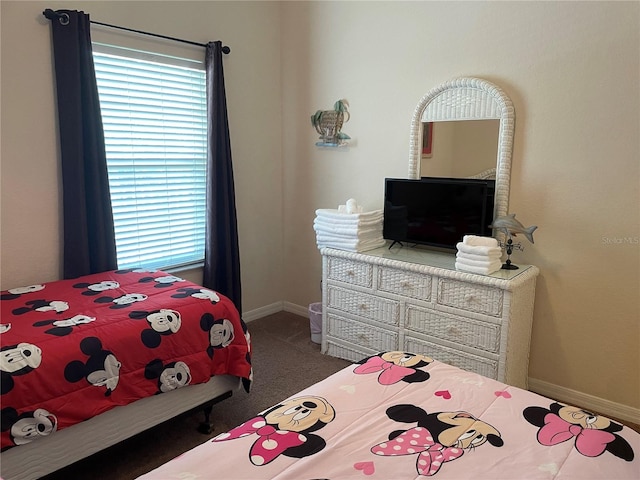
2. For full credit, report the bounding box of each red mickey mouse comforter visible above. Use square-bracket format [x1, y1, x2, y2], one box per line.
[0, 269, 252, 451]
[139, 352, 639, 479]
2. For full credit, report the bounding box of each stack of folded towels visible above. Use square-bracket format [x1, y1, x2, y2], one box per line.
[314, 199, 385, 252]
[455, 235, 503, 275]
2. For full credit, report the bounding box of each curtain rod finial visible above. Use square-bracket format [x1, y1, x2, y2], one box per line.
[222, 46, 231, 54]
[43, 8, 70, 25]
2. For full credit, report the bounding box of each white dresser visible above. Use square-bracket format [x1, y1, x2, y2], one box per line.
[320, 245, 539, 389]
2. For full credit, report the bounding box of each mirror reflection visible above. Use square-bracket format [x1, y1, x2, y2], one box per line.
[419, 120, 500, 178]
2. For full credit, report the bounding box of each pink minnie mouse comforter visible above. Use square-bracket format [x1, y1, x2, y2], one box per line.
[139, 351, 638, 479]
[0, 269, 252, 451]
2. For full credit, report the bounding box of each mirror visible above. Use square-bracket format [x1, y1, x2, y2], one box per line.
[419, 119, 500, 179]
[408, 77, 515, 220]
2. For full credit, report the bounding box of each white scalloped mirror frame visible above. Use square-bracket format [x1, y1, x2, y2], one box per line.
[408, 77, 515, 220]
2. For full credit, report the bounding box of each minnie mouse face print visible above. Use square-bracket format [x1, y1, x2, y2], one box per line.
[523, 402, 634, 461]
[212, 396, 336, 466]
[354, 351, 433, 385]
[371, 404, 503, 476]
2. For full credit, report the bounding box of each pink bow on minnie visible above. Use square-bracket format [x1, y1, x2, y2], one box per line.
[353, 356, 415, 385]
[538, 413, 615, 457]
[212, 415, 305, 465]
[371, 426, 464, 476]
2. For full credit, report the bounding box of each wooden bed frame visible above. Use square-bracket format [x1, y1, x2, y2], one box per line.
[0, 375, 241, 480]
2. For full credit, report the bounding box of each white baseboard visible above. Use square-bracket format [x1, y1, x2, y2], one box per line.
[528, 377, 640, 425]
[243, 301, 310, 322]
[243, 302, 639, 426]
[242, 301, 284, 322]
[283, 301, 310, 318]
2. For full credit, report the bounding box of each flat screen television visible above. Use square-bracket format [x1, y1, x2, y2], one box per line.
[383, 177, 496, 250]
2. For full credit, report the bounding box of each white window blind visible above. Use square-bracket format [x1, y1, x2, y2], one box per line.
[93, 49, 207, 270]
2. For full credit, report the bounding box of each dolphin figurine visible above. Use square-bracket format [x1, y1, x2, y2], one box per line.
[490, 214, 537, 243]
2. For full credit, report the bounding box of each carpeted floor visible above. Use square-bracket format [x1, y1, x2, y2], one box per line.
[42, 311, 350, 480]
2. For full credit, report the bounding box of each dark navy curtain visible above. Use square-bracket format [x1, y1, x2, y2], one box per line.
[44, 9, 117, 279]
[202, 41, 242, 314]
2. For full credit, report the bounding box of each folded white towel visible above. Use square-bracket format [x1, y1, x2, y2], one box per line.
[315, 209, 384, 222]
[317, 237, 386, 253]
[455, 255, 501, 269]
[315, 217, 384, 228]
[463, 235, 498, 248]
[456, 242, 502, 257]
[314, 229, 382, 239]
[315, 218, 383, 229]
[314, 216, 383, 230]
[313, 222, 383, 237]
[455, 259, 502, 275]
[316, 234, 382, 244]
[456, 250, 502, 262]
[317, 237, 384, 248]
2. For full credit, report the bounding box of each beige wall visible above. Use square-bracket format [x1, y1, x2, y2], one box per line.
[2, 1, 638, 413]
[281, 1, 639, 411]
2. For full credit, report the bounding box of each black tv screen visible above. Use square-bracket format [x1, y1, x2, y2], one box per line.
[383, 177, 495, 250]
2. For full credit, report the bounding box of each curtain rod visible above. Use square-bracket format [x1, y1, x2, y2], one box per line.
[43, 9, 231, 54]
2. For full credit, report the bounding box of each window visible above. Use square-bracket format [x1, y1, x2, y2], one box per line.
[93, 47, 207, 270]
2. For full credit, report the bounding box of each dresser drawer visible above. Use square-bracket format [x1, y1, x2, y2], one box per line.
[327, 286, 400, 325]
[326, 257, 373, 288]
[437, 279, 504, 317]
[324, 339, 376, 363]
[327, 313, 398, 352]
[404, 336, 499, 379]
[405, 306, 500, 353]
[377, 266, 432, 301]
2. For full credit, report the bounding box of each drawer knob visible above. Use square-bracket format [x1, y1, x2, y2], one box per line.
[465, 294, 476, 303]
[358, 304, 368, 311]
[347, 270, 355, 276]
[401, 281, 412, 288]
